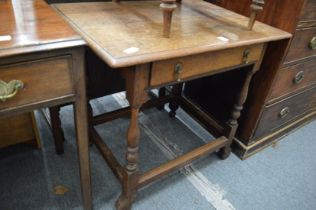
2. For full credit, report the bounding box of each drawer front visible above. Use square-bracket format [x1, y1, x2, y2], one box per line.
[300, 0, 316, 23]
[254, 87, 316, 139]
[0, 56, 74, 110]
[285, 27, 316, 63]
[150, 44, 264, 87]
[269, 59, 316, 101]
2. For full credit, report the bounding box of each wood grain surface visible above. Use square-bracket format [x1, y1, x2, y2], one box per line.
[0, 0, 83, 57]
[53, 0, 290, 68]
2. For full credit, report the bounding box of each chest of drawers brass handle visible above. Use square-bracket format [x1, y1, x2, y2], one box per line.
[174, 63, 183, 82]
[279, 107, 290, 119]
[0, 80, 24, 102]
[293, 71, 304, 84]
[309, 36, 316, 50]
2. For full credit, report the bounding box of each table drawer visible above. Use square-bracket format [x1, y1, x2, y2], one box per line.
[285, 27, 316, 63]
[254, 87, 316, 139]
[269, 59, 316, 101]
[0, 56, 74, 110]
[150, 44, 264, 87]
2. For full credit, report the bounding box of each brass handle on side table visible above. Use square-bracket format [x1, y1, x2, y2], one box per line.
[309, 36, 316, 50]
[243, 48, 251, 64]
[0, 80, 24, 102]
[293, 71, 304, 84]
[174, 63, 183, 82]
[279, 107, 290, 119]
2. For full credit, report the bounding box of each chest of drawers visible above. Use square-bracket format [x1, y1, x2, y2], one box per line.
[184, 0, 316, 158]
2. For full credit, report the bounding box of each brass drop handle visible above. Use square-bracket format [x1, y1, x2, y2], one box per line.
[293, 71, 304, 84]
[309, 36, 316, 50]
[0, 80, 24, 102]
[279, 107, 290, 119]
[174, 63, 183, 82]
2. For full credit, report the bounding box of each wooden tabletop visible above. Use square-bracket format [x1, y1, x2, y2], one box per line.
[0, 0, 84, 58]
[54, 0, 291, 68]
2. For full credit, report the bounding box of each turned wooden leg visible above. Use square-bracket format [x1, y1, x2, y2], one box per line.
[116, 107, 141, 210]
[116, 64, 150, 210]
[157, 87, 166, 110]
[169, 83, 183, 118]
[217, 66, 256, 160]
[49, 106, 65, 154]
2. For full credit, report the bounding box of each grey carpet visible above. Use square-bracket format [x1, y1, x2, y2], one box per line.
[0, 94, 315, 210]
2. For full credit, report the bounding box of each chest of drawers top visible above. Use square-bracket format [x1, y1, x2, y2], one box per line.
[0, 0, 84, 58]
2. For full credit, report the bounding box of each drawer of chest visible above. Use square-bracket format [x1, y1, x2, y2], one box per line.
[285, 27, 316, 64]
[150, 44, 264, 87]
[0, 56, 74, 110]
[254, 87, 316, 139]
[269, 59, 316, 101]
[299, 0, 316, 26]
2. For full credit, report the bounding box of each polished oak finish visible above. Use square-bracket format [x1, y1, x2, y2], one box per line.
[54, 0, 288, 68]
[0, 0, 80, 57]
[0, 0, 91, 209]
[54, 0, 290, 209]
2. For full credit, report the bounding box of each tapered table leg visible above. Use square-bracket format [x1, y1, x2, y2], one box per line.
[73, 48, 92, 210]
[49, 106, 65, 154]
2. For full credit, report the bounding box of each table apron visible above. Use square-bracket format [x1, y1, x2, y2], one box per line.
[150, 44, 264, 87]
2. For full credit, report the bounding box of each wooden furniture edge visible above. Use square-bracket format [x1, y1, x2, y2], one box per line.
[52, 3, 291, 68]
[232, 109, 316, 159]
[0, 39, 85, 58]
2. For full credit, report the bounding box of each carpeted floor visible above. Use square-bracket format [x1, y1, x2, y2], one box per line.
[0, 93, 315, 210]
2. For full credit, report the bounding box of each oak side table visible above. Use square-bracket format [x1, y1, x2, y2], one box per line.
[0, 0, 92, 209]
[54, 0, 290, 209]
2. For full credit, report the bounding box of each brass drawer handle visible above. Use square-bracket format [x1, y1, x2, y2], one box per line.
[242, 48, 251, 64]
[309, 36, 316, 50]
[293, 71, 304, 84]
[0, 80, 24, 102]
[174, 63, 183, 82]
[279, 107, 290, 119]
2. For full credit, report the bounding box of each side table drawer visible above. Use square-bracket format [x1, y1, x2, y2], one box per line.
[254, 87, 316, 139]
[150, 44, 264, 87]
[269, 59, 316, 101]
[285, 27, 316, 64]
[0, 56, 74, 110]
